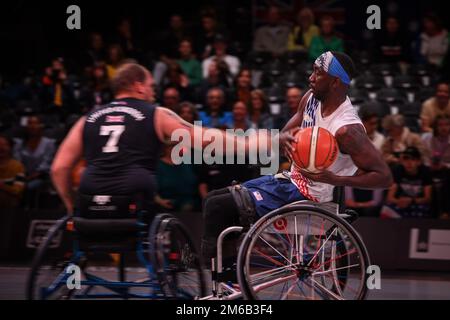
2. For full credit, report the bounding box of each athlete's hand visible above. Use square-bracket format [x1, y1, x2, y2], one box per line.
[279, 128, 299, 161]
[299, 169, 341, 185]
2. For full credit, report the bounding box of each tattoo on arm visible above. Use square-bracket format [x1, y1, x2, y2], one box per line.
[337, 124, 367, 155]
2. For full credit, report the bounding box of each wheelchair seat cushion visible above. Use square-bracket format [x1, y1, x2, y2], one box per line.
[73, 217, 138, 235]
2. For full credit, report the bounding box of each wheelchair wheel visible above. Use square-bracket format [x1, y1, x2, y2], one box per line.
[237, 205, 371, 300]
[149, 214, 206, 299]
[26, 216, 82, 300]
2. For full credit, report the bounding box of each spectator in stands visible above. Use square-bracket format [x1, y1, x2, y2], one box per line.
[115, 18, 140, 59]
[202, 34, 240, 85]
[81, 32, 106, 71]
[419, 13, 448, 67]
[422, 115, 450, 218]
[345, 186, 384, 217]
[420, 82, 450, 132]
[161, 61, 192, 101]
[41, 58, 72, 113]
[155, 145, 199, 212]
[230, 68, 253, 106]
[13, 115, 56, 192]
[249, 89, 274, 129]
[373, 16, 411, 65]
[106, 44, 125, 79]
[177, 39, 202, 87]
[309, 16, 344, 61]
[199, 88, 232, 128]
[422, 115, 450, 167]
[159, 14, 191, 61]
[162, 87, 181, 111]
[232, 101, 252, 131]
[197, 60, 229, 104]
[178, 101, 199, 124]
[381, 147, 433, 218]
[153, 14, 190, 86]
[253, 5, 290, 57]
[277, 87, 303, 129]
[361, 110, 385, 151]
[80, 62, 112, 112]
[381, 114, 428, 165]
[196, 13, 222, 59]
[287, 7, 319, 52]
[0, 135, 25, 209]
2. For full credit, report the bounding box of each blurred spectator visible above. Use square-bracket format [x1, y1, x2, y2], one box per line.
[230, 68, 253, 106]
[159, 14, 191, 61]
[422, 115, 450, 167]
[178, 101, 199, 124]
[253, 5, 290, 57]
[115, 18, 141, 59]
[232, 101, 252, 131]
[249, 89, 274, 129]
[81, 32, 106, 71]
[309, 16, 344, 61]
[177, 39, 202, 87]
[41, 58, 72, 113]
[197, 60, 229, 104]
[373, 16, 411, 65]
[0, 135, 25, 209]
[196, 13, 222, 59]
[80, 63, 112, 111]
[202, 34, 240, 85]
[361, 110, 385, 151]
[155, 145, 199, 212]
[0, 135, 25, 259]
[13, 115, 56, 195]
[106, 44, 125, 79]
[162, 87, 181, 111]
[381, 147, 433, 218]
[419, 13, 448, 67]
[161, 61, 192, 101]
[277, 87, 303, 129]
[345, 186, 384, 217]
[381, 114, 428, 165]
[422, 115, 450, 218]
[199, 88, 232, 128]
[287, 8, 319, 52]
[420, 82, 450, 132]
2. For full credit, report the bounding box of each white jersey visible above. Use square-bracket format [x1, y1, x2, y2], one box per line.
[290, 94, 363, 202]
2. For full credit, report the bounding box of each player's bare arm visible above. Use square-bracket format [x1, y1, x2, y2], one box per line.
[50, 116, 85, 213]
[301, 123, 393, 189]
[154, 107, 271, 154]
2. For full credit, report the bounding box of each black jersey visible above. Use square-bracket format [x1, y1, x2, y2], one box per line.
[82, 98, 162, 174]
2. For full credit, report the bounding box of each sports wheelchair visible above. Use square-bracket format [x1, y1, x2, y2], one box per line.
[201, 186, 371, 300]
[26, 194, 206, 300]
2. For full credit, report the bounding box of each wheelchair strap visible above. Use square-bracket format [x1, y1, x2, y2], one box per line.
[228, 184, 256, 229]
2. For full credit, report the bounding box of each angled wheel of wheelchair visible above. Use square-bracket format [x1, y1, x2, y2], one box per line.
[236, 204, 371, 300]
[148, 214, 206, 299]
[26, 216, 82, 300]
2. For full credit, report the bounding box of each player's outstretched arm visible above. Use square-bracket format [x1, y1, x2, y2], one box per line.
[154, 107, 272, 155]
[51, 117, 85, 214]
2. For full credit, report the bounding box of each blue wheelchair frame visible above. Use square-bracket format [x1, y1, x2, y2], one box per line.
[29, 213, 167, 300]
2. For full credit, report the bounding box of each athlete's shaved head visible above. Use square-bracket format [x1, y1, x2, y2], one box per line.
[111, 63, 154, 102]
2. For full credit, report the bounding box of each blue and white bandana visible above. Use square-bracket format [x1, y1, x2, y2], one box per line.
[314, 51, 351, 85]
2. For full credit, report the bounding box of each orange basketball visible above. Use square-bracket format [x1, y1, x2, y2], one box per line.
[291, 126, 338, 173]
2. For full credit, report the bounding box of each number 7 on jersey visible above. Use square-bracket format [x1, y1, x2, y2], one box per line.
[100, 125, 125, 153]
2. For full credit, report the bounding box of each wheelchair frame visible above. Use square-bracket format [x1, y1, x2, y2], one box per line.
[201, 194, 370, 301]
[26, 212, 205, 300]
